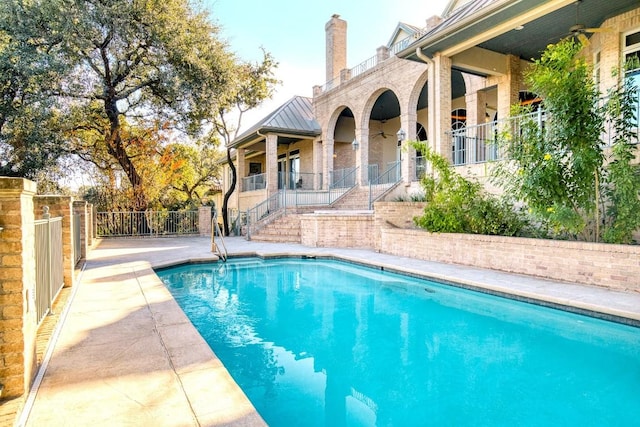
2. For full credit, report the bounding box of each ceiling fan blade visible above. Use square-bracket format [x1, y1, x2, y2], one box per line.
[577, 32, 590, 46]
[585, 27, 612, 33]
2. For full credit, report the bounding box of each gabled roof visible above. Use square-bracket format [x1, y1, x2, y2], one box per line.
[229, 96, 321, 148]
[386, 22, 423, 48]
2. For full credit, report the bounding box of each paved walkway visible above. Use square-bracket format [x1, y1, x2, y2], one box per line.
[17, 236, 640, 426]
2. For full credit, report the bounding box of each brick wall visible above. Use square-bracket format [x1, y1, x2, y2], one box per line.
[300, 212, 374, 248]
[199, 206, 212, 236]
[0, 178, 38, 398]
[379, 227, 640, 292]
[373, 201, 425, 251]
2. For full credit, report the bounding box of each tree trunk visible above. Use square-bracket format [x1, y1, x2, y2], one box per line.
[222, 147, 237, 236]
[104, 98, 148, 212]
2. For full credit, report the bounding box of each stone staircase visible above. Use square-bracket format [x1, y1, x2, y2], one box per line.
[249, 212, 304, 243]
[248, 183, 400, 242]
[329, 187, 372, 210]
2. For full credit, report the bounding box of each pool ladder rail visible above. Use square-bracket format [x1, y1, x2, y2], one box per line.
[211, 216, 228, 262]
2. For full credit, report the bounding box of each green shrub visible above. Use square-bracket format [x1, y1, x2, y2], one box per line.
[412, 141, 527, 236]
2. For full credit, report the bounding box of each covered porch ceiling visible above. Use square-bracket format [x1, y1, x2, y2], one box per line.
[401, 0, 640, 73]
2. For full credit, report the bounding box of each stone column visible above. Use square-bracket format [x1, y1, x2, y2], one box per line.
[236, 147, 246, 192]
[399, 110, 416, 185]
[0, 177, 38, 398]
[497, 54, 521, 121]
[265, 133, 279, 197]
[431, 53, 452, 160]
[313, 137, 324, 190]
[34, 196, 75, 288]
[72, 200, 88, 262]
[355, 126, 370, 186]
[198, 206, 212, 236]
[322, 136, 334, 189]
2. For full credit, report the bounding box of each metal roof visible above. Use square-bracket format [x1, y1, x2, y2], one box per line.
[229, 96, 321, 148]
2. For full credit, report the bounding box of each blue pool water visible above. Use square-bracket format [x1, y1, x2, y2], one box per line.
[157, 258, 640, 426]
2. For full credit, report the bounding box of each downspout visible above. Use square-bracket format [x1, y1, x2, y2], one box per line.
[415, 47, 433, 66]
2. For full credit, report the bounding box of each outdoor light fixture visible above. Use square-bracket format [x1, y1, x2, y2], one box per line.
[352, 138, 359, 150]
[396, 128, 406, 147]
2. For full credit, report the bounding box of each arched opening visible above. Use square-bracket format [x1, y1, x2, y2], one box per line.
[330, 107, 357, 187]
[368, 90, 401, 183]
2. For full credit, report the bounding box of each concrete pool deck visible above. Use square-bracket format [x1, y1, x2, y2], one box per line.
[18, 236, 640, 426]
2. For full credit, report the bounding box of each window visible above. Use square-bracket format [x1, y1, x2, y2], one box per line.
[288, 150, 300, 190]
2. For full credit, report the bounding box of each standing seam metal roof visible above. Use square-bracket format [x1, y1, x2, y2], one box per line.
[229, 96, 321, 148]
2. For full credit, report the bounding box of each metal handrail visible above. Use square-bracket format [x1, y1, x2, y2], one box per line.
[246, 192, 282, 240]
[211, 215, 227, 262]
[368, 161, 401, 209]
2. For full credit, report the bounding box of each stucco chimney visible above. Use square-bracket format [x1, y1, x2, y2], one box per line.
[325, 14, 347, 83]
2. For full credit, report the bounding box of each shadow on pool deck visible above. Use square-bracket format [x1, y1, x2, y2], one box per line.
[15, 236, 640, 426]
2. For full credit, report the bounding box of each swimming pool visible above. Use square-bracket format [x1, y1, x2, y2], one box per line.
[157, 257, 640, 426]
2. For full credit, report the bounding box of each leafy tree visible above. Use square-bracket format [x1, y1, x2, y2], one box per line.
[493, 39, 605, 240]
[494, 39, 640, 243]
[212, 50, 279, 235]
[0, 4, 68, 177]
[602, 66, 640, 243]
[2, 0, 237, 209]
[157, 142, 224, 210]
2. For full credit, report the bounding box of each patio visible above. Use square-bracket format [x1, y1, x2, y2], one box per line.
[12, 236, 640, 426]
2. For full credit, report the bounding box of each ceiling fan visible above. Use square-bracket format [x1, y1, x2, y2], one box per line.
[372, 120, 390, 139]
[562, 1, 611, 46]
[565, 23, 610, 45]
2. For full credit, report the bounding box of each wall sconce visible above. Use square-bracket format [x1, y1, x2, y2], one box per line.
[352, 138, 359, 151]
[396, 128, 406, 147]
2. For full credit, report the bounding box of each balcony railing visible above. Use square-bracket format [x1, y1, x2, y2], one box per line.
[351, 55, 379, 79]
[241, 173, 266, 192]
[447, 110, 546, 166]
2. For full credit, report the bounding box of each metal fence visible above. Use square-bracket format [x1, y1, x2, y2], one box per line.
[72, 213, 81, 264]
[96, 211, 199, 237]
[35, 214, 63, 324]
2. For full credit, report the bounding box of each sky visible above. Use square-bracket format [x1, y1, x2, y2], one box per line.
[202, 0, 451, 132]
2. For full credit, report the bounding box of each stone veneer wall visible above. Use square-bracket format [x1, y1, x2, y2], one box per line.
[198, 206, 212, 236]
[0, 178, 38, 398]
[279, 202, 638, 291]
[379, 227, 640, 292]
[300, 212, 374, 248]
[373, 201, 426, 251]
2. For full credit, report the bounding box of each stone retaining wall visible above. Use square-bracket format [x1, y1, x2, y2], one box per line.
[379, 227, 640, 292]
[300, 212, 374, 248]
